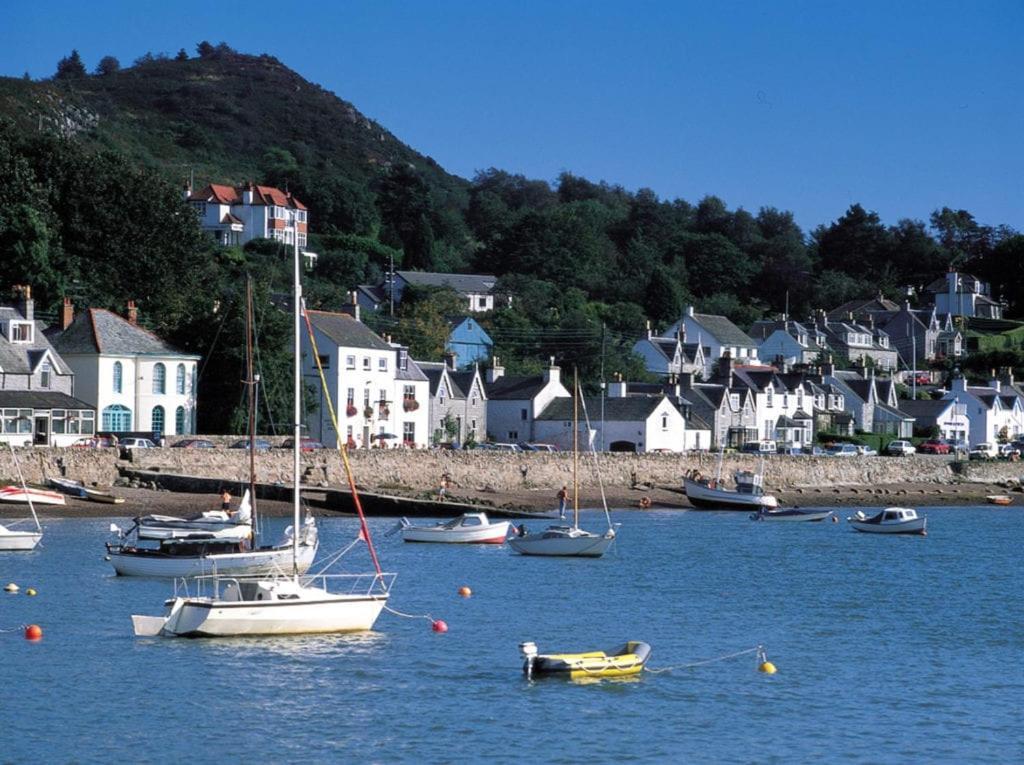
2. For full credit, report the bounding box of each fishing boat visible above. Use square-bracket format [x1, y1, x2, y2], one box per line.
[684, 451, 778, 510]
[508, 370, 616, 558]
[986, 494, 1013, 506]
[400, 513, 511, 544]
[0, 485, 66, 506]
[0, 444, 43, 552]
[520, 640, 651, 680]
[132, 237, 392, 637]
[848, 507, 927, 535]
[750, 507, 834, 522]
[110, 279, 317, 578]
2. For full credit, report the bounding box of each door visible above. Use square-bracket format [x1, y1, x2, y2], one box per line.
[362, 425, 371, 449]
[33, 415, 48, 446]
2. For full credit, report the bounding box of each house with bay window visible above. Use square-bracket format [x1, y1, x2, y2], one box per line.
[302, 309, 429, 449]
[1, 288, 95, 446]
[50, 301, 199, 438]
[186, 182, 309, 251]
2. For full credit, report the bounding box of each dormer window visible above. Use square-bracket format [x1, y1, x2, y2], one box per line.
[9, 321, 33, 343]
[40, 364, 51, 389]
[729, 394, 740, 409]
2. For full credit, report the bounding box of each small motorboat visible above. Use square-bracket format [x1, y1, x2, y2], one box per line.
[400, 512, 511, 544]
[986, 495, 1013, 506]
[848, 507, 927, 535]
[683, 465, 778, 510]
[751, 507, 834, 522]
[520, 640, 651, 680]
[0, 485, 66, 506]
[82, 487, 125, 504]
[47, 476, 89, 498]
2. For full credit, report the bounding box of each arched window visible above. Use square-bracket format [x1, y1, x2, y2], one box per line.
[153, 363, 166, 394]
[175, 406, 186, 436]
[151, 406, 165, 435]
[113, 361, 123, 394]
[102, 405, 132, 432]
[176, 364, 186, 394]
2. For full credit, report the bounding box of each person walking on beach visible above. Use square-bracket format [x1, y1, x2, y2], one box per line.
[221, 489, 232, 511]
[557, 485, 568, 519]
[437, 473, 450, 501]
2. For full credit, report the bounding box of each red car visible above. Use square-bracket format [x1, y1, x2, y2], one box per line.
[917, 440, 950, 455]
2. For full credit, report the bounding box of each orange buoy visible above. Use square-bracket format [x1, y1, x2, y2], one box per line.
[458, 586, 472, 598]
[639, 496, 652, 509]
[432, 619, 448, 633]
[24, 624, 42, 641]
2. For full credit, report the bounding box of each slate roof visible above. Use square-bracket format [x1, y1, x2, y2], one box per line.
[650, 338, 678, 359]
[397, 271, 496, 295]
[50, 309, 193, 358]
[357, 285, 387, 305]
[536, 396, 667, 421]
[418, 362, 460, 397]
[484, 376, 550, 400]
[305, 311, 393, 352]
[0, 391, 93, 409]
[690, 312, 757, 347]
[395, 356, 429, 382]
[450, 371, 483, 399]
[827, 296, 900, 320]
[0, 308, 70, 375]
[844, 379, 874, 403]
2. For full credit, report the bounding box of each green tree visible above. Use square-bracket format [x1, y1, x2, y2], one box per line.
[375, 165, 435, 270]
[55, 49, 86, 79]
[95, 56, 120, 76]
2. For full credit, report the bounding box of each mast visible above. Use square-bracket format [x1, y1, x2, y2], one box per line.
[292, 229, 302, 575]
[245, 277, 258, 544]
[573, 367, 579, 529]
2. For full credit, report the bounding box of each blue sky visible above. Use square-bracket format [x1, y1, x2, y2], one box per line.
[2, 1, 1020, 233]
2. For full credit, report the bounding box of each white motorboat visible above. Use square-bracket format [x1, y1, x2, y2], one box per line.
[0, 444, 43, 552]
[0, 485, 66, 506]
[132, 245, 392, 637]
[751, 507, 833, 522]
[848, 507, 927, 535]
[509, 371, 617, 558]
[401, 513, 511, 544]
[684, 460, 778, 511]
[135, 491, 253, 540]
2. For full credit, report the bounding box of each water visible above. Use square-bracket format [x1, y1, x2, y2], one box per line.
[2, 507, 1023, 764]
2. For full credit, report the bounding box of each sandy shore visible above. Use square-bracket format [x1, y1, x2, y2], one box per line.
[1, 479, 1019, 520]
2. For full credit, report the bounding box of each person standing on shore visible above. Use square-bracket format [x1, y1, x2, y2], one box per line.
[557, 485, 568, 519]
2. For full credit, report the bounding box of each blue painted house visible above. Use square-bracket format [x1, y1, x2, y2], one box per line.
[446, 316, 492, 369]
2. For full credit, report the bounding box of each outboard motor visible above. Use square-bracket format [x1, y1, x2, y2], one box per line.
[519, 641, 538, 679]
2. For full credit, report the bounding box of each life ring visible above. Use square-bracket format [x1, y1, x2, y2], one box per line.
[638, 496, 652, 509]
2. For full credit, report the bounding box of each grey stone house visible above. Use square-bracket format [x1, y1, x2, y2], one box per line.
[417, 359, 487, 446]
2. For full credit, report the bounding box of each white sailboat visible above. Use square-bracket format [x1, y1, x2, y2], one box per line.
[132, 235, 392, 637]
[508, 370, 616, 558]
[0, 444, 43, 552]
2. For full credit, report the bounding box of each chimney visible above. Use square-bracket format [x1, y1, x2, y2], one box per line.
[126, 300, 138, 326]
[543, 356, 560, 385]
[608, 380, 627, 398]
[443, 351, 457, 371]
[341, 290, 361, 322]
[13, 285, 33, 323]
[999, 367, 1015, 387]
[678, 372, 694, 390]
[686, 305, 695, 317]
[646, 319, 652, 339]
[61, 297, 74, 330]
[951, 374, 967, 394]
[487, 356, 504, 384]
[989, 369, 1000, 392]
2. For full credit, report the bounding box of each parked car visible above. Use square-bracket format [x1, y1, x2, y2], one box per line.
[911, 373, 932, 386]
[917, 439, 951, 455]
[740, 440, 777, 454]
[228, 438, 272, 451]
[120, 437, 156, 450]
[855, 444, 878, 456]
[71, 436, 115, 448]
[803, 445, 827, 457]
[885, 440, 917, 456]
[171, 438, 215, 449]
[826, 444, 859, 457]
[999, 443, 1022, 458]
[521, 443, 558, 452]
[968, 442, 998, 460]
[278, 437, 325, 452]
[489, 442, 523, 452]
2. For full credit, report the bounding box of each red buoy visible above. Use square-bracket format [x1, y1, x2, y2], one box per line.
[24, 624, 42, 641]
[432, 619, 448, 633]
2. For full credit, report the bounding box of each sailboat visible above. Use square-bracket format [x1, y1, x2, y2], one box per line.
[109, 278, 318, 578]
[132, 234, 392, 637]
[508, 370, 616, 557]
[0, 444, 43, 552]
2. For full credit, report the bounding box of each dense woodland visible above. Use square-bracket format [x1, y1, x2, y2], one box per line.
[1, 46, 1022, 432]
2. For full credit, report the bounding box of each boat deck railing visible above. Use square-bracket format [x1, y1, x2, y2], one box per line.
[172, 572, 396, 599]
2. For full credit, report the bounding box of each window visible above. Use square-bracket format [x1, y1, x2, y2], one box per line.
[40, 364, 51, 389]
[403, 385, 415, 402]
[102, 405, 132, 432]
[379, 389, 388, 406]
[318, 354, 331, 370]
[477, 297, 486, 310]
[113, 361, 123, 393]
[152, 406, 165, 435]
[346, 355, 356, 370]
[783, 394, 789, 408]
[403, 422, 415, 444]
[729, 394, 740, 409]
[175, 406, 186, 435]
[471, 396, 477, 406]
[153, 363, 166, 394]
[297, 233, 307, 248]
[363, 357, 371, 371]
[398, 349, 408, 371]
[661, 414, 669, 430]
[176, 364, 186, 394]
[80, 410, 95, 435]
[363, 389, 371, 406]
[2, 409, 32, 434]
[52, 409, 66, 434]
[378, 357, 388, 371]
[508, 431, 519, 441]
[520, 408, 528, 421]
[9, 321, 33, 343]
[766, 389, 774, 408]
[346, 388, 355, 406]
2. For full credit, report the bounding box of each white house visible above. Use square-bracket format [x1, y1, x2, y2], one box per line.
[726, 368, 815, 447]
[926, 270, 1003, 320]
[942, 376, 1018, 446]
[1, 288, 95, 446]
[483, 358, 570, 444]
[187, 183, 310, 252]
[390, 271, 497, 314]
[632, 322, 706, 379]
[749, 319, 827, 368]
[534, 395, 689, 453]
[665, 306, 762, 378]
[303, 309, 430, 449]
[51, 301, 199, 438]
[899, 398, 970, 443]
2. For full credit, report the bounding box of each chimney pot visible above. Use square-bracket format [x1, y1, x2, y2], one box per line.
[127, 300, 138, 326]
[61, 297, 74, 330]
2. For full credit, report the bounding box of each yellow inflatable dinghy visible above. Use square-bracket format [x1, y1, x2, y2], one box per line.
[520, 641, 651, 679]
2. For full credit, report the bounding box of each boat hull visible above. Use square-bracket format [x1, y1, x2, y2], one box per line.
[47, 477, 89, 498]
[108, 543, 317, 577]
[402, 521, 510, 544]
[849, 518, 927, 535]
[0, 530, 42, 551]
[752, 508, 834, 522]
[141, 593, 388, 637]
[528, 641, 651, 680]
[0, 486, 66, 505]
[508, 528, 615, 557]
[684, 479, 778, 510]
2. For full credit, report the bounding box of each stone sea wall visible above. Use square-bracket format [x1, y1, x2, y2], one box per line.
[1, 447, 1021, 492]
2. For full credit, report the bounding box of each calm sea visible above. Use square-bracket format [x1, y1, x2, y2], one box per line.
[2, 507, 1022, 764]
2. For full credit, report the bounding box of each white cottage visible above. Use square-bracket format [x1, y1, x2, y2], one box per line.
[534, 395, 688, 453]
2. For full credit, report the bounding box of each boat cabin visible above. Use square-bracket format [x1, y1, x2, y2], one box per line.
[882, 508, 918, 522]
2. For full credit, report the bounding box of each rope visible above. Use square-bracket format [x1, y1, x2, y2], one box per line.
[0, 624, 28, 634]
[383, 604, 435, 623]
[307, 535, 363, 575]
[645, 645, 764, 674]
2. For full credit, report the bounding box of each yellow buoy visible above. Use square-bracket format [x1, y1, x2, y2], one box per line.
[759, 661, 777, 674]
[26, 587, 37, 597]
[4, 582, 18, 593]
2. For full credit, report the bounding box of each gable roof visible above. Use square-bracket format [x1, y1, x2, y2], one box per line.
[51, 309, 193, 358]
[396, 271, 496, 295]
[536, 396, 669, 421]
[827, 296, 900, 320]
[688, 312, 757, 348]
[484, 375, 553, 401]
[450, 370, 484, 399]
[187, 183, 306, 210]
[418, 361, 462, 397]
[0, 307, 71, 375]
[306, 310, 393, 352]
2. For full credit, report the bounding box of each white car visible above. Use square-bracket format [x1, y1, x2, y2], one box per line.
[969, 442, 998, 460]
[855, 445, 878, 456]
[120, 437, 156, 450]
[827, 444, 859, 457]
[885, 440, 917, 456]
